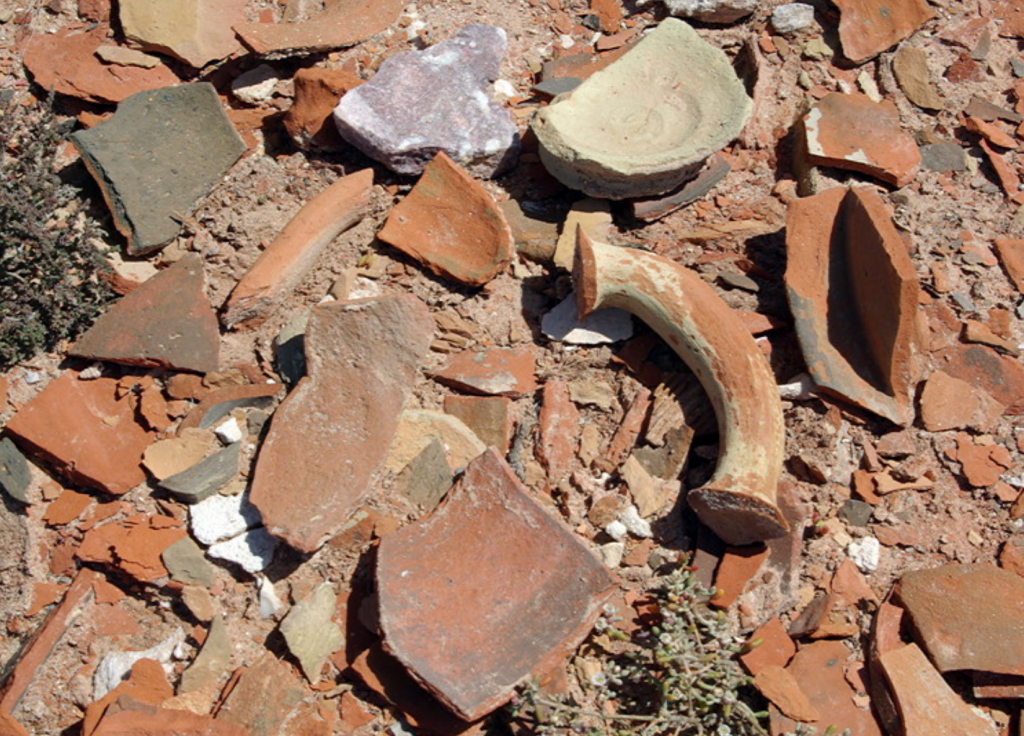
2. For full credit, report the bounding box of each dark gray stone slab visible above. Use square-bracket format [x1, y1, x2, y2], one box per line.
[332, 25, 519, 178]
[0, 437, 31, 505]
[920, 141, 966, 172]
[72, 83, 246, 255]
[160, 443, 241, 503]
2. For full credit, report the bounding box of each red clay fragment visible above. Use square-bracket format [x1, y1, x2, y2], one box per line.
[82, 658, 173, 736]
[895, 564, 1024, 676]
[71, 255, 219, 373]
[5, 373, 155, 495]
[91, 699, 248, 736]
[803, 94, 920, 186]
[711, 544, 770, 609]
[918, 370, 1004, 432]
[832, 0, 934, 62]
[376, 448, 617, 720]
[223, 169, 373, 329]
[0, 709, 28, 736]
[880, 643, 998, 736]
[994, 238, 1024, 291]
[283, 68, 363, 150]
[234, 0, 404, 56]
[537, 380, 580, 483]
[77, 515, 186, 582]
[250, 296, 433, 554]
[979, 138, 1021, 196]
[740, 617, 796, 676]
[22, 25, 179, 104]
[378, 152, 514, 286]
[785, 186, 920, 425]
[932, 344, 1024, 415]
[431, 347, 537, 397]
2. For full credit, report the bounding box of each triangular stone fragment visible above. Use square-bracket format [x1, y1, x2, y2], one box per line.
[70, 255, 219, 373]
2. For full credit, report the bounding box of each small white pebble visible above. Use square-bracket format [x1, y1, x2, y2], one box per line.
[619, 505, 653, 539]
[214, 417, 243, 444]
[779, 373, 815, 400]
[79, 363, 104, 380]
[848, 537, 880, 573]
[23, 370, 41, 385]
[597, 542, 625, 568]
[257, 574, 285, 619]
[492, 79, 517, 98]
[605, 520, 628, 542]
[559, 34, 575, 49]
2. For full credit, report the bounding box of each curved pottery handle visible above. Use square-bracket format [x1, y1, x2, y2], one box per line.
[573, 229, 789, 545]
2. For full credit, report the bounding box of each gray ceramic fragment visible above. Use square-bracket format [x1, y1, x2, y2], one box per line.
[532, 77, 581, 98]
[0, 437, 31, 505]
[919, 141, 967, 172]
[333, 24, 519, 178]
[160, 443, 241, 503]
[71, 83, 245, 255]
[395, 438, 453, 511]
[198, 394, 278, 430]
[162, 536, 214, 586]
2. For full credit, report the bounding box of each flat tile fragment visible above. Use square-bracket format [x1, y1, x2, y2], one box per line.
[280, 583, 344, 683]
[932, 344, 1024, 415]
[250, 295, 433, 553]
[892, 46, 943, 110]
[378, 152, 514, 286]
[334, 24, 519, 177]
[895, 564, 1024, 675]
[803, 93, 920, 186]
[918, 370, 1004, 432]
[5, 373, 155, 495]
[71, 83, 246, 256]
[217, 656, 305, 736]
[833, 0, 933, 62]
[234, 0, 404, 56]
[431, 347, 537, 397]
[995, 238, 1024, 292]
[118, 0, 245, 67]
[377, 448, 617, 720]
[443, 396, 514, 454]
[70, 255, 219, 373]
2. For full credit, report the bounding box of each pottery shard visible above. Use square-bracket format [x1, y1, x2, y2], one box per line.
[995, 238, 1024, 292]
[283, 68, 362, 150]
[71, 83, 245, 256]
[532, 18, 750, 199]
[235, 0, 405, 57]
[892, 46, 943, 111]
[378, 153, 514, 286]
[895, 564, 1024, 676]
[217, 656, 304, 736]
[443, 396, 514, 454]
[833, 0, 933, 62]
[880, 643, 998, 736]
[118, 0, 245, 68]
[5, 373, 154, 495]
[92, 702, 248, 736]
[785, 186, 920, 425]
[70, 255, 219, 373]
[223, 169, 373, 328]
[538, 380, 580, 482]
[333, 24, 519, 178]
[754, 665, 819, 722]
[377, 448, 617, 720]
[803, 93, 920, 186]
[22, 25, 179, 105]
[431, 347, 537, 397]
[933, 344, 1024, 415]
[918, 371, 1004, 432]
[250, 295, 432, 554]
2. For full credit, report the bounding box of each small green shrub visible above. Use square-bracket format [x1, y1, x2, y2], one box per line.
[509, 563, 768, 736]
[0, 93, 114, 368]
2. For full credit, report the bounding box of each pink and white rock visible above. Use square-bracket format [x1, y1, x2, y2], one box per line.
[333, 24, 519, 178]
[250, 295, 433, 553]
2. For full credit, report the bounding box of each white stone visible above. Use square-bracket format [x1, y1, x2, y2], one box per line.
[779, 373, 816, 400]
[619, 504, 653, 538]
[848, 537, 881, 573]
[208, 527, 279, 573]
[258, 574, 284, 618]
[605, 519, 628, 542]
[771, 3, 816, 34]
[79, 363, 104, 380]
[93, 628, 185, 699]
[542, 294, 634, 345]
[215, 416, 244, 444]
[231, 64, 279, 105]
[597, 542, 626, 568]
[190, 492, 262, 545]
[664, 0, 758, 23]
[492, 79, 516, 99]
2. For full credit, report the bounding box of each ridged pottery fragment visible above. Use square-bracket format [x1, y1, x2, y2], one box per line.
[531, 18, 751, 199]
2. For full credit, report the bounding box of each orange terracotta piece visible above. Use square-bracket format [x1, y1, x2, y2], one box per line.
[932, 344, 1024, 415]
[250, 296, 433, 554]
[432, 347, 537, 397]
[537, 380, 580, 482]
[378, 152, 514, 286]
[376, 449, 617, 720]
[785, 187, 921, 425]
[918, 370, 1004, 432]
[740, 617, 796, 675]
[5, 373, 155, 495]
[952, 434, 1013, 488]
[754, 665, 819, 722]
[832, 0, 934, 62]
[234, 0, 404, 55]
[22, 25, 179, 104]
[70, 255, 220, 374]
[91, 700, 249, 736]
[803, 94, 920, 186]
[711, 545, 770, 609]
[77, 514, 186, 582]
[43, 489, 94, 526]
[82, 658, 173, 736]
[224, 169, 373, 329]
[283, 68, 362, 150]
[995, 238, 1024, 292]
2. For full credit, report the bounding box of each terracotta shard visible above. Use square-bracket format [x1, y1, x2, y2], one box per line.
[234, 0, 404, 56]
[538, 380, 580, 482]
[740, 617, 796, 675]
[880, 643, 999, 736]
[91, 702, 248, 736]
[803, 93, 920, 186]
[711, 545, 770, 609]
[5, 373, 155, 494]
[994, 238, 1024, 292]
[22, 25, 179, 104]
[895, 564, 1024, 676]
[377, 153, 513, 286]
[833, 0, 934, 62]
[70, 255, 219, 373]
[932, 344, 1024, 415]
[918, 370, 1004, 432]
[250, 295, 433, 553]
[431, 346, 537, 397]
[223, 169, 373, 328]
[377, 449, 617, 720]
[282, 68, 363, 150]
[785, 186, 920, 425]
[118, 0, 246, 68]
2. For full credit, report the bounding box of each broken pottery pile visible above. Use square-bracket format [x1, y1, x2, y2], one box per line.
[3, 0, 1024, 735]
